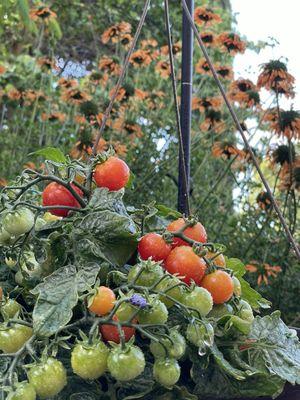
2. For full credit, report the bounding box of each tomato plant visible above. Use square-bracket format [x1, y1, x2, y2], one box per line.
[150, 328, 186, 359]
[88, 286, 116, 316]
[3, 208, 34, 237]
[138, 232, 171, 262]
[182, 286, 213, 317]
[138, 297, 168, 324]
[201, 270, 234, 304]
[8, 382, 36, 400]
[1, 298, 21, 319]
[93, 156, 130, 191]
[167, 218, 207, 247]
[0, 324, 33, 353]
[127, 260, 164, 287]
[164, 246, 206, 285]
[42, 182, 83, 217]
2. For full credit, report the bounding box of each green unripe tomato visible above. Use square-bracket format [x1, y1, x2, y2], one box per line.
[8, 381, 36, 400]
[28, 357, 67, 399]
[138, 298, 168, 325]
[116, 302, 137, 322]
[107, 344, 145, 381]
[1, 299, 21, 319]
[153, 358, 181, 388]
[0, 227, 12, 246]
[238, 300, 254, 322]
[186, 322, 214, 348]
[0, 324, 33, 353]
[15, 270, 25, 286]
[150, 329, 186, 360]
[232, 276, 242, 297]
[182, 286, 213, 317]
[127, 261, 164, 287]
[71, 340, 109, 380]
[155, 276, 183, 308]
[208, 303, 233, 319]
[3, 208, 34, 237]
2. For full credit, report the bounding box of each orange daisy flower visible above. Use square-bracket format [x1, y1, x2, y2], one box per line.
[200, 31, 216, 47]
[228, 79, 259, 107]
[268, 144, 295, 167]
[216, 64, 234, 80]
[30, 6, 57, 22]
[256, 191, 272, 211]
[160, 42, 182, 56]
[37, 57, 57, 71]
[192, 96, 222, 112]
[217, 32, 246, 55]
[119, 33, 133, 48]
[41, 112, 66, 123]
[61, 88, 91, 105]
[155, 60, 170, 78]
[130, 50, 152, 67]
[134, 88, 149, 100]
[200, 109, 224, 133]
[195, 58, 211, 75]
[194, 7, 222, 26]
[7, 88, 22, 101]
[246, 261, 282, 286]
[278, 157, 300, 192]
[98, 57, 121, 75]
[141, 39, 158, 49]
[101, 22, 131, 44]
[212, 142, 244, 160]
[109, 84, 134, 102]
[257, 60, 295, 98]
[58, 78, 78, 89]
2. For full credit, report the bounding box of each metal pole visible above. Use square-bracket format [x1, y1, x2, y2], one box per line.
[178, 0, 194, 215]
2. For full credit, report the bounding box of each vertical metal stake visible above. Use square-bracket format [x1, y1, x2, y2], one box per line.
[178, 0, 194, 215]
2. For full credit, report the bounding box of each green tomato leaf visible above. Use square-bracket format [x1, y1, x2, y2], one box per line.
[226, 258, 245, 278]
[29, 147, 67, 163]
[211, 344, 246, 381]
[155, 204, 181, 219]
[32, 265, 78, 337]
[76, 262, 101, 293]
[248, 311, 300, 385]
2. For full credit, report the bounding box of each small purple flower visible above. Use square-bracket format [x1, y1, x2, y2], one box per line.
[130, 294, 148, 309]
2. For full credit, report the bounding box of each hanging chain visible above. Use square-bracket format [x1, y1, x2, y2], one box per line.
[164, 0, 191, 216]
[181, 0, 300, 261]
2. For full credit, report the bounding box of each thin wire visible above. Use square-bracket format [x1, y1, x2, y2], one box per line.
[181, 0, 300, 261]
[164, 0, 190, 216]
[91, 0, 151, 155]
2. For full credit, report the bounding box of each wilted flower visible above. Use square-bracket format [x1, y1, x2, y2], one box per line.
[257, 60, 295, 98]
[256, 191, 272, 211]
[130, 50, 152, 67]
[217, 32, 246, 55]
[200, 109, 224, 133]
[61, 88, 91, 105]
[212, 142, 244, 160]
[30, 6, 57, 22]
[101, 22, 131, 44]
[98, 57, 121, 75]
[246, 262, 282, 286]
[194, 6, 222, 26]
[263, 109, 300, 140]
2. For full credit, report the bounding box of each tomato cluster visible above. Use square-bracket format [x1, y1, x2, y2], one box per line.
[138, 218, 235, 305]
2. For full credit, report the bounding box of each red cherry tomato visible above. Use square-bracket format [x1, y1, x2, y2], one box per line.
[42, 182, 83, 217]
[167, 218, 207, 247]
[100, 315, 136, 343]
[93, 156, 130, 191]
[201, 270, 234, 304]
[138, 233, 171, 262]
[164, 246, 207, 285]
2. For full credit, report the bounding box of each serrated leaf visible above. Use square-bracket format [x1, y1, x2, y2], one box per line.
[211, 344, 246, 380]
[29, 147, 67, 163]
[76, 262, 100, 293]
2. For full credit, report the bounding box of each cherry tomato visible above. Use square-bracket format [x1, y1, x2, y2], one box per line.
[0, 324, 33, 353]
[10, 381, 36, 400]
[138, 233, 171, 262]
[150, 328, 186, 359]
[0, 227, 11, 246]
[93, 156, 130, 191]
[206, 252, 226, 268]
[155, 275, 183, 308]
[232, 276, 242, 296]
[238, 300, 254, 322]
[116, 301, 137, 322]
[71, 339, 109, 380]
[100, 315, 136, 343]
[1, 299, 21, 319]
[164, 246, 206, 285]
[182, 286, 213, 317]
[28, 357, 67, 399]
[88, 286, 116, 316]
[107, 344, 145, 381]
[3, 208, 34, 237]
[42, 182, 83, 217]
[153, 358, 180, 388]
[138, 298, 168, 325]
[167, 218, 207, 247]
[201, 270, 234, 304]
[127, 260, 164, 287]
[186, 322, 208, 347]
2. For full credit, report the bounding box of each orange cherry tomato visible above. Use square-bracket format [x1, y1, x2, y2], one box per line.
[93, 156, 130, 191]
[167, 218, 207, 247]
[164, 246, 207, 285]
[100, 315, 136, 343]
[88, 286, 116, 316]
[138, 233, 172, 262]
[201, 270, 234, 304]
[206, 252, 226, 268]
